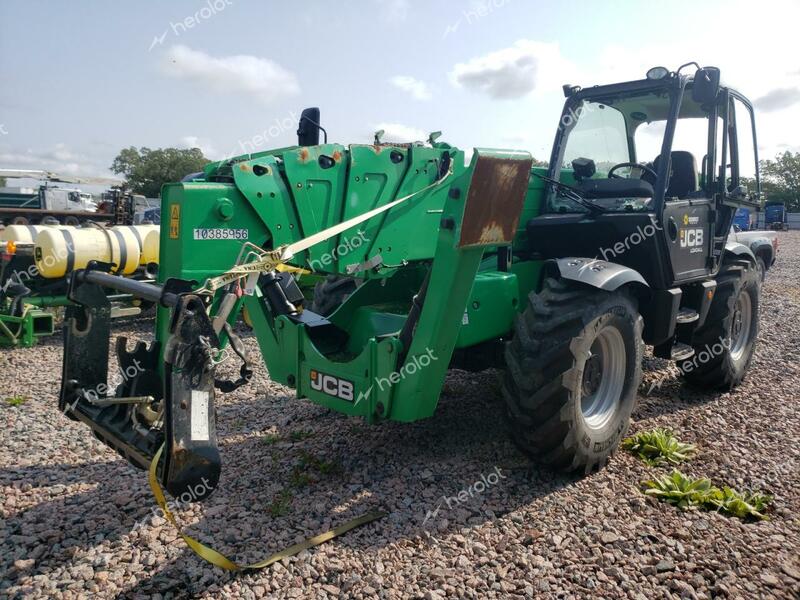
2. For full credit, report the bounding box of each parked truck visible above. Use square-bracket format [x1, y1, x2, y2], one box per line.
[0, 169, 135, 226]
[729, 227, 778, 281]
[732, 207, 752, 231]
[764, 201, 789, 231]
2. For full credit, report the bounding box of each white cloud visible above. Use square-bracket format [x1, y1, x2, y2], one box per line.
[179, 135, 218, 159]
[585, 0, 800, 158]
[372, 122, 427, 143]
[389, 75, 432, 101]
[160, 45, 300, 104]
[754, 88, 800, 113]
[449, 40, 576, 99]
[0, 144, 111, 178]
[0, 144, 120, 192]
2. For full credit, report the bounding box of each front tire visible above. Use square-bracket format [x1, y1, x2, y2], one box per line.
[503, 278, 643, 473]
[310, 275, 358, 316]
[680, 260, 759, 390]
[755, 255, 767, 283]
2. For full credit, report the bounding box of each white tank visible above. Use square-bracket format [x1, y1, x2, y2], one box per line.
[131, 224, 160, 265]
[0, 223, 75, 244]
[35, 226, 142, 278]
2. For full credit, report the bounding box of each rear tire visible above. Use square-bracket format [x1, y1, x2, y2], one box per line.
[310, 275, 358, 316]
[680, 260, 759, 390]
[502, 278, 643, 473]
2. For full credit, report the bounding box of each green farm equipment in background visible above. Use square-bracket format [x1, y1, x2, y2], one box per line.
[1, 241, 56, 347]
[57, 65, 763, 502]
[0, 241, 142, 347]
[0, 222, 160, 347]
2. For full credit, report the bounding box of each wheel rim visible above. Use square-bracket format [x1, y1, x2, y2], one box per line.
[730, 290, 753, 362]
[581, 324, 626, 430]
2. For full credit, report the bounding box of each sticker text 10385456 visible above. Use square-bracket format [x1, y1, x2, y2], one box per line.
[193, 228, 248, 241]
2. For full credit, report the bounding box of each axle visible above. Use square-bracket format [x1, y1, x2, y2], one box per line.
[74, 268, 177, 306]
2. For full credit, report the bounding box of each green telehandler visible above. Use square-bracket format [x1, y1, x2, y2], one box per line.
[58, 64, 762, 504]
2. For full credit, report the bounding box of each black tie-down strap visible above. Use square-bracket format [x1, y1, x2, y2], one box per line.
[214, 322, 253, 393]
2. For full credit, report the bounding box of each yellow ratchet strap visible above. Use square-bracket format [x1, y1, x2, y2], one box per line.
[275, 264, 310, 275]
[148, 445, 386, 571]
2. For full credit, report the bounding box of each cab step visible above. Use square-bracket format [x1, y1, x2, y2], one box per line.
[676, 308, 700, 324]
[670, 342, 695, 361]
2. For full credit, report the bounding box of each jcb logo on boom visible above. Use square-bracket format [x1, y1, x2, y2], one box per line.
[309, 370, 354, 402]
[680, 228, 704, 248]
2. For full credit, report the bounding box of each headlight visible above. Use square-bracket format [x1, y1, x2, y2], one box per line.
[646, 66, 670, 80]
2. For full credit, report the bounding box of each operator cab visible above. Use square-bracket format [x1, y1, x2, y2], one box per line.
[527, 63, 761, 289]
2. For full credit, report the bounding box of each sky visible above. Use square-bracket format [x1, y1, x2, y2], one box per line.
[1, 0, 799, 193]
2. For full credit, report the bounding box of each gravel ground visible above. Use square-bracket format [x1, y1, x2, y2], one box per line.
[2, 234, 799, 599]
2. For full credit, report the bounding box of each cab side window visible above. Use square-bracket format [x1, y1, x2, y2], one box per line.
[715, 108, 733, 193]
[732, 97, 759, 196]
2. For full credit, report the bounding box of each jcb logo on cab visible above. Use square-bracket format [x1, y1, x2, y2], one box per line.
[680, 228, 704, 248]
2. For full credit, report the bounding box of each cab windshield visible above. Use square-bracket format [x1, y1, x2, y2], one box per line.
[561, 101, 631, 175]
[547, 87, 710, 214]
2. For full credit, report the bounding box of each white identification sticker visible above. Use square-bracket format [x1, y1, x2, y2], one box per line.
[190, 390, 210, 441]
[193, 228, 248, 241]
[462, 311, 469, 325]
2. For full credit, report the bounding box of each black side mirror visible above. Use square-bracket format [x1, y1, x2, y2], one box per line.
[692, 67, 721, 106]
[297, 107, 325, 146]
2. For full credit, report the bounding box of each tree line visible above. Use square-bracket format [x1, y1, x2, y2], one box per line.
[106, 146, 799, 212]
[760, 151, 800, 210]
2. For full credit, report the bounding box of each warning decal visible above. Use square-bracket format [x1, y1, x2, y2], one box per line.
[169, 204, 181, 239]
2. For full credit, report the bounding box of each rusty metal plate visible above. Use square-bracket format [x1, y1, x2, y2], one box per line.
[458, 153, 533, 248]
